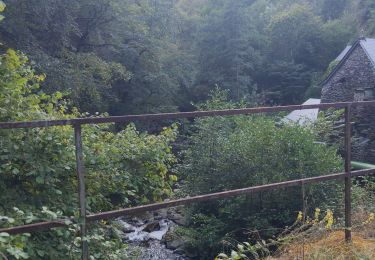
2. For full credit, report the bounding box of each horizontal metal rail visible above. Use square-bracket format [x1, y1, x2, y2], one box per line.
[2, 168, 374, 235]
[0, 220, 67, 235]
[1, 100, 375, 129]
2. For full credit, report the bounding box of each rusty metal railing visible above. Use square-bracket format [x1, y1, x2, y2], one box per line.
[1, 100, 375, 259]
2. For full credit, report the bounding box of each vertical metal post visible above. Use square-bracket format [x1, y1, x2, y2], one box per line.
[344, 105, 352, 242]
[74, 124, 89, 259]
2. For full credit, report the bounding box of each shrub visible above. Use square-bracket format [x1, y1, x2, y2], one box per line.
[0, 49, 178, 258]
[180, 89, 343, 259]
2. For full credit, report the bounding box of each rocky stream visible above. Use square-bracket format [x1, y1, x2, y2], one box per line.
[119, 207, 194, 259]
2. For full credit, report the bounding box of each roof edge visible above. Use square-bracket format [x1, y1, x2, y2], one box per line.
[360, 39, 375, 67]
[320, 40, 361, 86]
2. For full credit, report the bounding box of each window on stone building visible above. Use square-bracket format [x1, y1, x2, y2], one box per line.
[364, 87, 374, 100]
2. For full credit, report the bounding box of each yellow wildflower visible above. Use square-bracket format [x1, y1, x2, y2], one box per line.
[297, 211, 303, 222]
[363, 213, 375, 225]
[324, 209, 334, 229]
[314, 208, 321, 223]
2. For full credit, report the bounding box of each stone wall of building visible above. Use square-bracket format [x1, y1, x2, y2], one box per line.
[321, 45, 375, 163]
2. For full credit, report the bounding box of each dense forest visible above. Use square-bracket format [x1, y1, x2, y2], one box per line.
[1, 0, 375, 259]
[1, 0, 375, 113]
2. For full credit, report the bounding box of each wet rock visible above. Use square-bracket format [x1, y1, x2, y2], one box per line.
[170, 213, 186, 226]
[141, 212, 155, 222]
[131, 216, 145, 226]
[173, 248, 185, 255]
[127, 211, 153, 223]
[144, 221, 161, 232]
[154, 211, 163, 220]
[164, 229, 184, 250]
[184, 247, 198, 258]
[117, 220, 136, 233]
[154, 209, 168, 220]
[166, 238, 185, 251]
[148, 220, 170, 240]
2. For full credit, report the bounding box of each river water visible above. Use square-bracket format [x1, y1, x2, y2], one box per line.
[119, 217, 186, 260]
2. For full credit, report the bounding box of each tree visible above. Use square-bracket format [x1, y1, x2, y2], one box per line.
[194, 0, 262, 102]
[267, 4, 326, 69]
[354, 0, 375, 36]
[319, 0, 349, 21]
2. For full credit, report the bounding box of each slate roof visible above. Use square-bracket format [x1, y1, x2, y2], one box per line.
[360, 38, 375, 66]
[335, 45, 352, 61]
[322, 38, 375, 85]
[283, 98, 321, 125]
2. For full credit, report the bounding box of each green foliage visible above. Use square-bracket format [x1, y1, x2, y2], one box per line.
[0, 0, 365, 111]
[313, 109, 345, 150]
[0, 0, 191, 115]
[180, 90, 343, 259]
[0, 1, 5, 21]
[322, 60, 340, 81]
[175, 214, 227, 258]
[257, 61, 312, 105]
[318, 0, 349, 20]
[48, 51, 132, 113]
[0, 50, 178, 258]
[268, 4, 324, 67]
[0, 207, 139, 259]
[193, 0, 262, 102]
[2, 0, 375, 257]
[355, 0, 375, 36]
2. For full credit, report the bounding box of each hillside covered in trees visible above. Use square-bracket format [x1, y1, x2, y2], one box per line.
[1, 0, 375, 113]
[1, 0, 375, 259]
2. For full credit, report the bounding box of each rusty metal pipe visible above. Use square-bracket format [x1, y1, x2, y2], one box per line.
[1, 101, 375, 130]
[2, 168, 374, 236]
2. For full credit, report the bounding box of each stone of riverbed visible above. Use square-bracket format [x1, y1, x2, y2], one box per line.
[154, 209, 168, 220]
[144, 221, 161, 232]
[138, 240, 186, 260]
[165, 236, 185, 251]
[173, 248, 186, 255]
[166, 206, 187, 226]
[119, 220, 136, 233]
[164, 226, 185, 250]
[168, 212, 187, 226]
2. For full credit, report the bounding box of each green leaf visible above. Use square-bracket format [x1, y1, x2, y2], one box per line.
[6, 247, 29, 259]
[35, 176, 44, 184]
[0, 1, 5, 12]
[36, 249, 45, 257]
[55, 91, 62, 99]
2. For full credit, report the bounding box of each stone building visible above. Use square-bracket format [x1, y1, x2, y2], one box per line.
[321, 38, 375, 163]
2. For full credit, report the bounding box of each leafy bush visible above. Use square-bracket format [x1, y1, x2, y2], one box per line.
[0, 49, 178, 258]
[180, 90, 343, 259]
